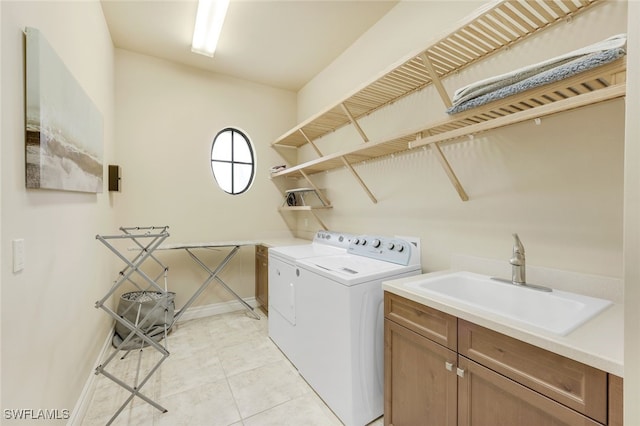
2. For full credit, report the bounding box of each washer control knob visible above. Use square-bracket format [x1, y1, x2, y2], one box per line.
[396, 244, 405, 252]
[387, 242, 395, 250]
[372, 239, 381, 248]
[353, 238, 360, 245]
[361, 239, 367, 246]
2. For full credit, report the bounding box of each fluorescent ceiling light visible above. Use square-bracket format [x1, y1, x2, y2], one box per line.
[191, 0, 230, 57]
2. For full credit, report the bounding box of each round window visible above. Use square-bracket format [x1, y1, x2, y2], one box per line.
[210, 128, 255, 195]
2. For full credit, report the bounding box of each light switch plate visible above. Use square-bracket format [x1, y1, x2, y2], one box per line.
[13, 239, 25, 272]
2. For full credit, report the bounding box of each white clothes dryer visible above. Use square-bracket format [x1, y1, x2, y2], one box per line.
[268, 230, 355, 367]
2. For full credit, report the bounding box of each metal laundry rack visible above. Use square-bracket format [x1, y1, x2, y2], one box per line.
[94, 226, 172, 425]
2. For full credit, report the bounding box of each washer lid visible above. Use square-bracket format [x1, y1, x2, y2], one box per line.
[298, 254, 420, 285]
[269, 231, 355, 262]
[269, 244, 347, 263]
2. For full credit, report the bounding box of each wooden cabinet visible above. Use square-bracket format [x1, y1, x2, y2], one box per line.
[457, 356, 601, 426]
[384, 319, 457, 426]
[255, 245, 268, 314]
[458, 320, 607, 423]
[384, 292, 623, 426]
[385, 292, 457, 351]
[385, 293, 458, 426]
[609, 375, 624, 426]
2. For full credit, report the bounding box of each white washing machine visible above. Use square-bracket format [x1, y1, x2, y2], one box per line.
[268, 230, 355, 367]
[294, 235, 421, 426]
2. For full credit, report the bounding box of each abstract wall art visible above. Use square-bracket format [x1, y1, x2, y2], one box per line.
[25, 27, 103, 193]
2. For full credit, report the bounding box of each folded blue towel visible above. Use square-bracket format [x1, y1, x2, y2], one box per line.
[450, 34, 627, 106]
[446, 47, 626, 115]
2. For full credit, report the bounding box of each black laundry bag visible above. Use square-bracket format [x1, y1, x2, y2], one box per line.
[113, 291, 176, 350]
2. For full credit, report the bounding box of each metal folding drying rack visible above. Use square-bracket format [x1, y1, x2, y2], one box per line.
[94, 226, 172, 425]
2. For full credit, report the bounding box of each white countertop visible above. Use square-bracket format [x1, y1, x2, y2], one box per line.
[383, 269, 624, 377]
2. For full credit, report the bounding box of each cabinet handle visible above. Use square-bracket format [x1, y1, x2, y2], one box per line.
[456, 368, 465, 378]
[445, 362, 454, 371]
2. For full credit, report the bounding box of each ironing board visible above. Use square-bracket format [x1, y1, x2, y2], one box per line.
[157, 240, 261, 321]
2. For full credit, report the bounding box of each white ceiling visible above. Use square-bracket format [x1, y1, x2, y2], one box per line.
[101, 0, 398, 91]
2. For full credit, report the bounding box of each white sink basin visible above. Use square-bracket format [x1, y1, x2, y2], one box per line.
[404, 271, 613, 336]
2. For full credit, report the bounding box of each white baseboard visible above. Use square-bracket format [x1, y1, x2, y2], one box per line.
[67, 323, 115, 426]
[68, 298, 259, 425]
[175, 297, 259, 323]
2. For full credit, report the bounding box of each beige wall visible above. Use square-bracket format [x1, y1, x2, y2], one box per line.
[297, 100, 625, 277]
[624, 1, 639, 422]
[0, 0, 115, 420]
[113, 50, 297, 309]
[294, 1, 627, 279]
[0, 0, 635, 423]
[297, 1, 481, 122]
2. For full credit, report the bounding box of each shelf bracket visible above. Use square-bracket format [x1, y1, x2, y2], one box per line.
[421, 132, 469, 201]
[340, 157, 378, 204]
[299, 128, 323, 157]
[341, 103, 370, 143]
[308, 209, 329, 231]
[420, 52, 453, 109]
[299, 170, 332, 207]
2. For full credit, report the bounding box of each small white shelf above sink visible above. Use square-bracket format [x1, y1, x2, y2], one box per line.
[402, 271, 613, 336]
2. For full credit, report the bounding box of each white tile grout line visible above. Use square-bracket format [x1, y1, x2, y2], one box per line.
[69, 299, 261, 425]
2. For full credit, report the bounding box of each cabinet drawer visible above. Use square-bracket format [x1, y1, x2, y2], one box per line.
[458, 320, 607, 424]
[256, 244, 268, 258]
[384, 292, 457, 351]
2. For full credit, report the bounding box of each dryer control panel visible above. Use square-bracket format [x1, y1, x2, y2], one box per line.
[313, 230, 355, 248]
[347, 235, 414, 265]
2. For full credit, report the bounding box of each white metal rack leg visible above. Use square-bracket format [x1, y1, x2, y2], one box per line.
[176, 246, 260, 321]
[94, 226, 172, 425]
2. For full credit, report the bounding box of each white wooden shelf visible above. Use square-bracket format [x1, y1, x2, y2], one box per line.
[271, 0, 625, 203]
[279, 206, 333, 211]
[278, 188, 332, 230]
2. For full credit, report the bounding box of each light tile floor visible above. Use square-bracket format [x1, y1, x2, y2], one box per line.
[82, 310, 385, 426]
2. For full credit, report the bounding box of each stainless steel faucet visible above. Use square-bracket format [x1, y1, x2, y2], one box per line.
[510, 233, 526, 284]
[494, 233, 551, 292]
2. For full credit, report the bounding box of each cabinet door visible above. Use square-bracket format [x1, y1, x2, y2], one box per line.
[384, 320, 457, 426]
[255, 245, 268, 313]
[457, 356, 602, 426]
[459, 320, 607, 423]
